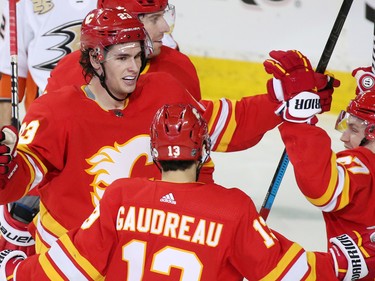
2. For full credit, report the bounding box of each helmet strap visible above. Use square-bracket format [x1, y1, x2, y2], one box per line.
[94, 64, 129, 102]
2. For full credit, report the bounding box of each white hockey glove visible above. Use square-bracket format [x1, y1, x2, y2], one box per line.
[329, 227, 375, 281]
[0, 204, 35, 256]
[0, 249, 26, 281]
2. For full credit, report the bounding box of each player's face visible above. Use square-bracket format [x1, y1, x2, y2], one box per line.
[102, 42, 143, 97]
[339, 114, 367, 149]
[139, 11, 170, 58]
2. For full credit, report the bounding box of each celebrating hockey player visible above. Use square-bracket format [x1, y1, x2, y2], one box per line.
[45, 0, 201, 101]
[0, 103, 374, 280]
[264, 53, 375, 280]
[0, 0, 182, 258]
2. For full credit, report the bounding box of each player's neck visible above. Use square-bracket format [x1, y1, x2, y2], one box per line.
[161, 165, 197, 183]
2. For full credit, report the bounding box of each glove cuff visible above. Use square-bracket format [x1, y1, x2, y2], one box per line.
[329, 234, 368, 281]
[0, 205, 35, 247]
[0, 249, 26, 281]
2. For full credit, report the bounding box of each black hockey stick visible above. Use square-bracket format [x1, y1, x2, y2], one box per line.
[259, 0, 354, 221]
[9, 0, 19, 130]
[365, 3, 375, 73]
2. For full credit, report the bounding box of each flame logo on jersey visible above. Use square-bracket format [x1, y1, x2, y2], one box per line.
[33, 20, 82, 71]
[85, 135, 154, 208]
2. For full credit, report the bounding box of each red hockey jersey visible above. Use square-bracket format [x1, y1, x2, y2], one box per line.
[14, 178, 337, 280]
[0, 72, 281, 254]
[279, 122, 375, 241]
[44, 45, 201, 100]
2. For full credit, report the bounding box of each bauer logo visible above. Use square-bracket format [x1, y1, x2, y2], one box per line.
[0, 225, 35, 245]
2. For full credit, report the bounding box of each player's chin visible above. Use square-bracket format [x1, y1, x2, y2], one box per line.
[122, 80, 137, 94]
[150, 42, 162, 57]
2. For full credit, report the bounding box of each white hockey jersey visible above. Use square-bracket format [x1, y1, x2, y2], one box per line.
[0, 0, 96, 91]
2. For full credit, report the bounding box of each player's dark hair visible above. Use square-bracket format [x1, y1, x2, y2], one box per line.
[79, 49, 94, 83]
[158, 160, 195, 172]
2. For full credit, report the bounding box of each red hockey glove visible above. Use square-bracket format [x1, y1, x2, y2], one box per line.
[263, 50, 339, 123]
[329, 227, 375, 281]
[0, 205, 35, 256]
[352, 66, 375, 94]
[0, 126, 19, 188]
[0, 249, 26, 281]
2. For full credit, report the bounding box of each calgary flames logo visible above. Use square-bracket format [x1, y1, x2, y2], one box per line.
[85, 135, 154, 208]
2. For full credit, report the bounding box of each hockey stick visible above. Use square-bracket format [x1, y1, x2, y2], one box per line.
[259, 0, 354, 221]
[9, 0, 19, 130]
[365, 3, 375, 73]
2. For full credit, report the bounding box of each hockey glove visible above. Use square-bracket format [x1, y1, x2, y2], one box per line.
[263, 50, 340, 123]
[352, 66, 375, 94]
[0, 249, 26, 281]
[0, 204, 35, 256]
[329, 227, 375, 281]
[0, 126, 19, 187]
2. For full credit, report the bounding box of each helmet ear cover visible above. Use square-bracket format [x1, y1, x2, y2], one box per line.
[365, 124, 375, 140]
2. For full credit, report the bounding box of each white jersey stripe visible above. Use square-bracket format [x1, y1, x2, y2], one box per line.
[25, 154, 44, 191]
[36, 215, 58, 248]
[48, 242, 88, 280]
[281, 252, 309, 280]
[210, 98, 230, 148]
[318, 165, 345, 212]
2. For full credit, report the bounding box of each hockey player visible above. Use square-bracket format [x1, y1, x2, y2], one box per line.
[264, 53, 375, 280]
[0, 0, 180, 258]
[44, 0, 201, 101]
[0, 0, 97, 127]
[0, 0, 97, 258]
[0, 103, 374, 280]
[0, 7, 336, 259]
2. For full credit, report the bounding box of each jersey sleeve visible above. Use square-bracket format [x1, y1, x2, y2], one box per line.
[278, 122, 372, 213]
[201, 94, 282, 152]
[14, 180, 123, 280]
[231, 196, 336, 280]
[0, 95, 66, 204]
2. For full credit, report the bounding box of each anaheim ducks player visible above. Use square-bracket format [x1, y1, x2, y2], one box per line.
[0, 103, 374, 280]
[0, 0, 96, 126]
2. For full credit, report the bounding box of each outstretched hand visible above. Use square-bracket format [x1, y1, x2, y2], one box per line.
[264, 50, 340, 124]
